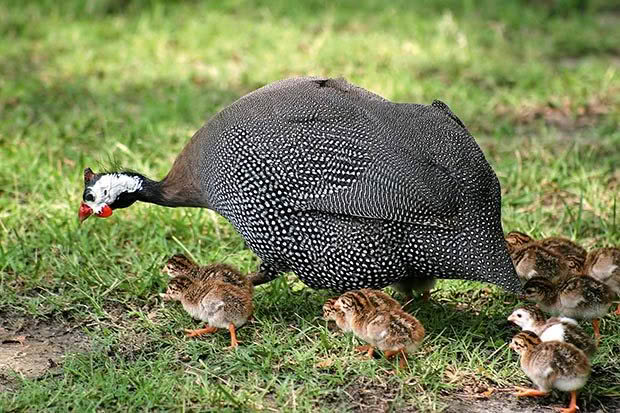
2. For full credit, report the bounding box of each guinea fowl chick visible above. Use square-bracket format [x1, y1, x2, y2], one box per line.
[539, 237, 587, 275]
[333, 290, 424, 368]
[164, 254, 253, 293]
[584, 247, 620, 315]
[391, 276, 436, 302]
[323, 290, 401, 330]
[510, 244, 569, 284]
[521, 276, 614, 344]
[505, 231, 535, 255]
[509, 331, 590, 413]
[508, 306, 596, 357]
[161, 258, 253, 348]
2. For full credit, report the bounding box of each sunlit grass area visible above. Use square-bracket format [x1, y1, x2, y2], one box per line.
[1, 0, 618, 411]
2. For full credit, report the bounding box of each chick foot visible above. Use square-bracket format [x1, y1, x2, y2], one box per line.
[514, 387, 549, 397]
[556, 390, 578, 413]
[227, 323, 240, 349]
[355, 345, 375, 358]
[185, 326, 218, 337]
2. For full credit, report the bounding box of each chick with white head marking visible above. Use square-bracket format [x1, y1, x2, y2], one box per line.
[508, 305, 596, 357]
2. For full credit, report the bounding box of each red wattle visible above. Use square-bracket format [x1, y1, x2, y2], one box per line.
[97, 204, 113, 218]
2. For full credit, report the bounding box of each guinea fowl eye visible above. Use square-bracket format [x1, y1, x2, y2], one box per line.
[85, 193, 95, 202]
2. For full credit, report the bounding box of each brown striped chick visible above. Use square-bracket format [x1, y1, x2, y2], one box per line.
[539, 237, 587, 275]
[521, 276, 614, 344]
[509, 331, 590, 413]
[161, 258, 253, 348]
[584, 247, 620, 315]
[334, 290, 423, 367]
[164, 254, 253, 293]
[391, 276, 436, 302]
[508, 305, 596, 357]
[329, 289, 401, 356]
[505, 231, 535, 255]
[510, 244, 569, 285]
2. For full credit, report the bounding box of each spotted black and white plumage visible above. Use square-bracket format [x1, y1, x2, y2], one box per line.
[81, 77, 521, 293]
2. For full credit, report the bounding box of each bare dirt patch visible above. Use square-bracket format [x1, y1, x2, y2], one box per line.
[0, 316, 90, 392]
[443, 391, 620, 413]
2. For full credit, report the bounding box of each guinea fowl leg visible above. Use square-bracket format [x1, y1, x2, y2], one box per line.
[558, 390, 578, 413]
[227, 323, 239, 348]
[185, 325, 217, 337]
[592, 319, 601, 345]
[384, 348, 408, 369]
[355, 345, 375, 358]
[514, 387, 549, 397]
[248, 262, 283, 286]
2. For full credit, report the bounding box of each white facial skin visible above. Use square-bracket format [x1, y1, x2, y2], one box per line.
[507, 308, 536, 331]
[84, 173, 142, 214]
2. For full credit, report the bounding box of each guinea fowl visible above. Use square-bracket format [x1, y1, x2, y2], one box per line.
[538, 237, 587, 275]
[509, 331, 590, 413]
[78, 77, 520, 293]
[583, 247, 620, 315]
[521, 275, 614, 344]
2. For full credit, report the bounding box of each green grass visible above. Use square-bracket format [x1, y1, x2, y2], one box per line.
[1, 0, 619, 411]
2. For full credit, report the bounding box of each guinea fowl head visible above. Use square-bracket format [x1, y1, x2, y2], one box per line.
[79, 168, 146, 223]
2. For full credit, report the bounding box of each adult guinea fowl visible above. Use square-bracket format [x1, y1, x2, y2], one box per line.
[78, 77, 520, 293]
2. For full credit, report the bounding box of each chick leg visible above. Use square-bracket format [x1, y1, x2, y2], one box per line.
[355, 345, 375, 358]
[514, 387, 549, 397]
[614, 303, 620, 316]
[384, 348, 408, 369]
[557, 390, 578, 413]
[227, 323, 239, 349]
[592, 318, 601, 345]
[185, 325, 218, 337]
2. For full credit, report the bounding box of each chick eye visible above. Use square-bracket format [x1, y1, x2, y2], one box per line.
[103, 189, 108, 196]
[517, 314, 522, 318]
[85, 193, 95, 202]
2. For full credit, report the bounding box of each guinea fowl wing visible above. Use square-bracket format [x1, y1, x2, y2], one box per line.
[272, 79, 464, 227]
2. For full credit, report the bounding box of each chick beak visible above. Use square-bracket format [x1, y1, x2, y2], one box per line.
[79, 202, 93, 224]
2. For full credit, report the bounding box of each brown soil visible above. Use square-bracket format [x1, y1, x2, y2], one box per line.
[0, 316, 90, 392]
[444, 392, 620, 413]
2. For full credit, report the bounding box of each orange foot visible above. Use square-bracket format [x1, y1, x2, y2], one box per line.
[355, 345, 375, 358]
[185, 326, 218, 337]
[556, 390, 578, 413]
[384, 348, 408, 369]
[227, 323, 240, 349]
[614, 303, 620, 316]
[514, 387, 549, 398]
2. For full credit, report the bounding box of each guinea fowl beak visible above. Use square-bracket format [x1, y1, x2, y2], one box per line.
[79, 202, 93, 223]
